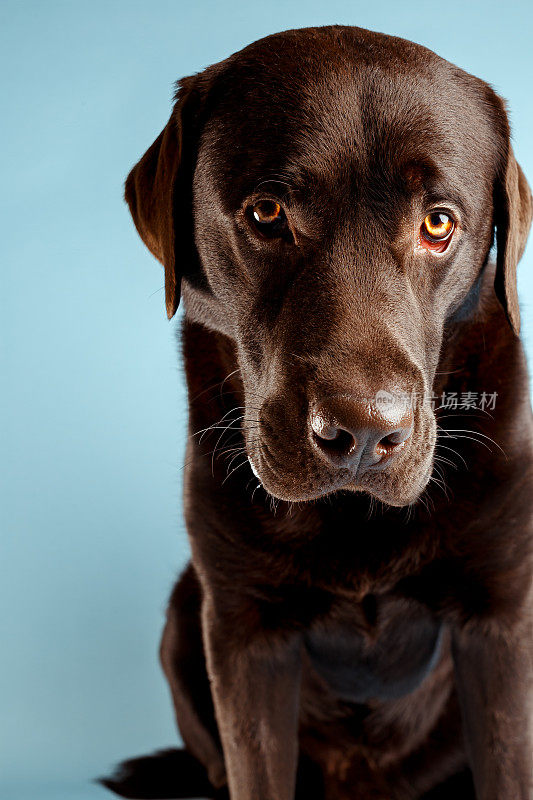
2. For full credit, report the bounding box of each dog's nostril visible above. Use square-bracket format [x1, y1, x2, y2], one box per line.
[379, 432, 403, 448]
[376, 425, 412, 458]
[310, 396, 414, 470]
[312, 427, 356, 456]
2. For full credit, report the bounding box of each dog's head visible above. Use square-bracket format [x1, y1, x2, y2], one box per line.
[125, 26, 532, 506]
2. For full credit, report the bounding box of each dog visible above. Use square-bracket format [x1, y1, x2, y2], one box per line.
[102, 25, 533, 800]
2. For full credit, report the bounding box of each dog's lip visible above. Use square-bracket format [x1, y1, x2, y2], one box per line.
[353, 456, 435, 507]
[248, 435, 434, 507]
[249, 442, 409, 504]
[249, 446, 353, 502]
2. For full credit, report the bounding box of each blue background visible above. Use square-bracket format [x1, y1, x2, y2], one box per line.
[2, 1, 532, 798]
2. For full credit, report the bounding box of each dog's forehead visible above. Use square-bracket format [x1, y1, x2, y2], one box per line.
[199, 27, 497, 204]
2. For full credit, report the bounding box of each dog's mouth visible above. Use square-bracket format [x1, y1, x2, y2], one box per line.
[245, 407, 437, 508]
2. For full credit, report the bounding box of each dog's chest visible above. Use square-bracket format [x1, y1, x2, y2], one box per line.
[303, 596, 444, 703]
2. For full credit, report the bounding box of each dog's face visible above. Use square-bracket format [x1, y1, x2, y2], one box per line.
[126, 26, 532, 507]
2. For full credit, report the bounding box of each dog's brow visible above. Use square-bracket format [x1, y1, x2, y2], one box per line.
[401, 162, 469, 217]
[423, 185, 469, 218]
[251, 177, 300, 197]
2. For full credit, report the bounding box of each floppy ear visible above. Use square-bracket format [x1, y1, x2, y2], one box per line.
[125, 79, 198, 319]
[494, 145, 532, 335]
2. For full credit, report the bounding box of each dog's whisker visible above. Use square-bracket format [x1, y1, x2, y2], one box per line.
[440, 433, 493, 453]
[366, 495, 376, 521]
[434, 368, 464, 376]
[219, 445, 247, 458]
[433, 453, 458, 471]
[179, 439, 245, 472]
[434, 442, 468, 469]
[224, 449, 248, 474]
[189, 368, 244, 406]
[430, 462, 450, 499]
[403, 502, 416, 524]
[221, 457, 252, 487]
[192, 408, 267, 442]
[437, 427, 506, 457]
[193, 408, 246, 441]
[218, 367, 242, 398]
[435, 408, 495, 421]
[211, 420, 247, 475]
[250, 481, 262, 504]
[195, 422, 245, 440]
[207, 423, 242, 460]
[441, 428, 506, 455]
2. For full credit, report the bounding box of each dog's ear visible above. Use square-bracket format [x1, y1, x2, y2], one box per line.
[493, 143, 532, 336]
[125, 78, 200, 319]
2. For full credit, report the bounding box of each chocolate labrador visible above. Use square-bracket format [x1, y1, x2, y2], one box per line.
[102, 25, 533, 800]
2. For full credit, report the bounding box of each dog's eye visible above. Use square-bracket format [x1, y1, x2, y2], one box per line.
[420, 212, 455, 252]
[248, 200, 289, 240]
[422, 212, 454, 240]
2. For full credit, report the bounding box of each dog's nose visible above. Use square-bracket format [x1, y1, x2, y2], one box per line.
[310, 393, 414, 470]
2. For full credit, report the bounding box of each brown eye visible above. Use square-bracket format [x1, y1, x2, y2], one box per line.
[248, 200, 289, 240]
[420, 212, 455, 251]
[253, 200, 282, 224]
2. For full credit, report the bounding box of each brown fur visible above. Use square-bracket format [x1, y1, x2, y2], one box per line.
[103, 26, 533, 800]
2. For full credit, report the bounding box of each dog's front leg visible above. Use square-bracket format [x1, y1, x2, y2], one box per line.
[452, 621, 532, 800]
[201, 590, 302, 800]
